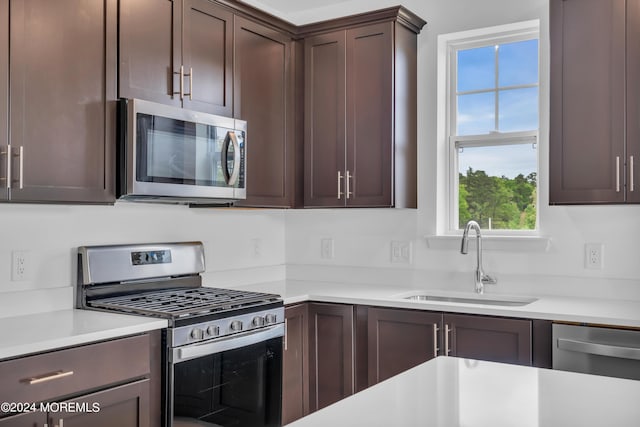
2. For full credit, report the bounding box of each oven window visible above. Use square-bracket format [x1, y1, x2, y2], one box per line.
[172, 337, 282, 427]
[136, 113, 243, 188]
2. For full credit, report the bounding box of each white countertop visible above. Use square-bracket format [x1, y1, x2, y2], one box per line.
[0, 309, 167, 361]
[234, 279, 640, 327]
[287, 356, 640, 427]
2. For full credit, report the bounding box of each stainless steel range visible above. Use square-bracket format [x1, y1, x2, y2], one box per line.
[76, 242, 283, 427]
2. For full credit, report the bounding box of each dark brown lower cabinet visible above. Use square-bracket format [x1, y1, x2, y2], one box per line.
[283, 303, 540, 423]
[0, 411, 44, 426]
[53, 379, 149, 427]
[0, 332, 158, 426]
[283, 304, 308, 424]
[307, 303, 354, 412]
[367, 307, 441, 385]
[444, 313, 532, 365]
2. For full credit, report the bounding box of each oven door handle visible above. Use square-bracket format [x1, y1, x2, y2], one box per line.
[174, 324, 284, 363]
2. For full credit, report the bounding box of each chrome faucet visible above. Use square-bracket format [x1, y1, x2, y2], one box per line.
[460, 220, 497, 294]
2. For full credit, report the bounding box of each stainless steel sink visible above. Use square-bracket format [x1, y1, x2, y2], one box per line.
[399, 292, 537, 307]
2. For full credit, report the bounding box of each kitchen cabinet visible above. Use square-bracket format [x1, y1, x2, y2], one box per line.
[367, 307, 441, 385]
[119, 0, 233, 116]
[303, 10, 424, 208]
[0, 412, 44, 426]
[233, 16, 299, 207]
[283, 304, 308, 424]
[550, 0, 640, 203]
[2, 0, 116, 203]
[444, 313, 532, 365]
[0, 333, 158, 426]
[307, 303, 355, 412]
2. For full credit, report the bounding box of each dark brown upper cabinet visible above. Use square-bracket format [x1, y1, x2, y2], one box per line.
[550, 0, 640, 203]
[233, 17, 298, 207]
[119, 0, 233, 116]
[2, 0, 116, 203]
[303, 10, 425, 208]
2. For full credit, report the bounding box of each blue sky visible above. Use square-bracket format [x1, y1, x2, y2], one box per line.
[456, 39, 538, 178]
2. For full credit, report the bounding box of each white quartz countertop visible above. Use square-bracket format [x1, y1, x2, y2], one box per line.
[234, 279, 640, 328]
[0, 309, 167, 361]
[287, 356, 640, 427]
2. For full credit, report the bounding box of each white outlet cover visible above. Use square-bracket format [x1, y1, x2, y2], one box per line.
[391, 241, 412, 264]
[584, 243, 603, 270]
[321, 238, 334, 259]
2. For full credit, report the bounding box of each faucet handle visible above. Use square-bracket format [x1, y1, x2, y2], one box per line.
[481, 274, 498, 285]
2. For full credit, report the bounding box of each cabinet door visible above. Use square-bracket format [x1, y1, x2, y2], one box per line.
[0, 411, 45, 427]
[367, 307, 441, 386]
[9, 0, 116, 203]
[346, 22, 393, 207]
[283, 304, 308, 424]
[0, 0, 7, 201]
[234, 17, 295, 207]
[304, 31, 346, 207]
[182, 0, 233, 116]
[308, 303, 354, 412]
[550, 0, 626, 203]
[628, 0, 640, 202]
[52, 379, 150, 427]
[119, 0, 180, 106]
[444, 313, 532, 365]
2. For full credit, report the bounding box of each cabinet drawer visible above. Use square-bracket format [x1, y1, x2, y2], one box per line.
[0, 334, 150, 405]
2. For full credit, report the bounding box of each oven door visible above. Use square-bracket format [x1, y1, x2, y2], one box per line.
[168, 324, 283, 427]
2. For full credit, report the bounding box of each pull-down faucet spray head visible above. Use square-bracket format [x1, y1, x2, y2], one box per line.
[460, 220, 497, 294]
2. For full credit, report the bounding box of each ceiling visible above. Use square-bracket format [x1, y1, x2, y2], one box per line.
[249, 0, 352, 13]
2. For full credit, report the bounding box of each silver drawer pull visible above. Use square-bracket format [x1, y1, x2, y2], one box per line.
[23, 370, 74, 385]
[433, 323, 439, 358]
[557, 338, 640, 361]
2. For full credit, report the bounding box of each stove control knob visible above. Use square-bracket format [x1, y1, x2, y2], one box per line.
[252, 316, 265, 327]
[230, 320, 243, 332]
[190, 328, 204, 340]
[206, 325, 220, 337]
[265, 313, 277, 324]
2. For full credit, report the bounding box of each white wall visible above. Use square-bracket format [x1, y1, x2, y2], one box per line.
[279, 0, 640, 299]
[0, 202, 286, 311]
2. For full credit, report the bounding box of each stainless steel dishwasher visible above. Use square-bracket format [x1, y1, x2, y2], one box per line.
[553, 323, 640, 380]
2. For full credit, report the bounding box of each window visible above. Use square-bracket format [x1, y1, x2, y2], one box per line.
[445, 22, 540, 232]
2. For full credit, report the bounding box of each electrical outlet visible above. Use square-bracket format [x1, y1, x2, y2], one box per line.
[585, 243, 603, 270]
[320, 238, 334, 259]
[251, 239, 262, 258]
[12, 250, 30, 281]
[391, 241, 412, 264]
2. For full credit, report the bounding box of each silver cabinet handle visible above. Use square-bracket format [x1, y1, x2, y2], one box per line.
[631, 156, 635, 192]
[616, 156, 621, 192]
[337, 171, 344, 199]
[445, 324, 451, 355]
[182, 67, 193, 101]
[433, 323, 439, 358]
[13, 146, 23, 190]
[0, 145, 9, 189]
[557, 338, 640, 361]
[346, 170, 353, 199]
[174, 65, 185, 100]
[23, 370, 74, 385]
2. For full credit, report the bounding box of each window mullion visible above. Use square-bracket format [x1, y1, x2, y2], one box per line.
[494, 44, 499, 132]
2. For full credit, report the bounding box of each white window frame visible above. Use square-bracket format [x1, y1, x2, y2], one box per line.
[443, 20, 541, 235]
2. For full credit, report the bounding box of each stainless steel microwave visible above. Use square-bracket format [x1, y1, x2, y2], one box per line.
[117, 98, 246, 204]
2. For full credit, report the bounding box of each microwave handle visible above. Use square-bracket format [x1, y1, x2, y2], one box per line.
[221, 131, 241, 186]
